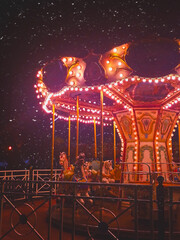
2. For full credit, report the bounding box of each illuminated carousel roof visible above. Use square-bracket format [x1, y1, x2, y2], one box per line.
[35, 38, 180, 124]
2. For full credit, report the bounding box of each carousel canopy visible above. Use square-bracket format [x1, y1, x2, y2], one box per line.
[35, 38, 180, 124]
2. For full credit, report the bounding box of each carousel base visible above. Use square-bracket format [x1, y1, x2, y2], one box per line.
[50, 190, 180, 240]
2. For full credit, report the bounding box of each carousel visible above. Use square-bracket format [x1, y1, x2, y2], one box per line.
[35, 38, 180, 184]
[34, 38, 180, 239]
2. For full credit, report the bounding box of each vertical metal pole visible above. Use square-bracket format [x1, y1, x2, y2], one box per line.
[51, 104, 55, 181]
[76, 96, 79, 158]
[150, 185, 154, 240]
[72, 184, 76, 240]
[156, 176, 164, 240]
[68, 116, 71, 164]
[94, 119, 97, 159]
[49, 104, 55, 240]
[59, 197, 64, 240]
[169, 188, 173, 240]
[134, 186, 138, 240]
[113, 121, 116, 167]
[100, 90, 103, 182]
[48, 195, 52, 240]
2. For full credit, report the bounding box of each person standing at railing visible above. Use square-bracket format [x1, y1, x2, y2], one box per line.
[57, 152, 72, 199]
[102, 160, 115, 183]
[59, 152, 69, 180]
[171, 161, 180, 182]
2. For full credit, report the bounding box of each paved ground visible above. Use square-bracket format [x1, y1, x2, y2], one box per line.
[1, 194, 180, 240]
[1, 198, 87, 240]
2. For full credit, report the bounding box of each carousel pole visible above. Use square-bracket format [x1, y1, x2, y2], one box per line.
[68, 116, 71, 165]
[94, 119, 97, 159]
[113, 121, 116, 167]
[51, 104, 55, 181]
[49, 103, 55, 240]
[100, 90, 103, 182]
[76, 96, 79, 158]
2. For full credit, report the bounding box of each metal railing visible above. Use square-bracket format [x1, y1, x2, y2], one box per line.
[0, 177, 180, 240]
[1, 163, 180, 200]
[0, 169, 62, 200]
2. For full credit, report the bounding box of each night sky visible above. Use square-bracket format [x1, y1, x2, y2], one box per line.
[0, 0, 179, 169]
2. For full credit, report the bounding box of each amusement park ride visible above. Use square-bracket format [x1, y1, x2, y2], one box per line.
[35, 38, 180, 183]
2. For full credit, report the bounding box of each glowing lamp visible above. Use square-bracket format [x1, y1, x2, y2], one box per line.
[62, 58, 67, 63]
[70, 81, 75, 86]
[8, 146, 12, 150]
[113, 48, 117, 53]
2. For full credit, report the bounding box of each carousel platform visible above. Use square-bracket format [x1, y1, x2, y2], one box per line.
[50, 183, 180, 240]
